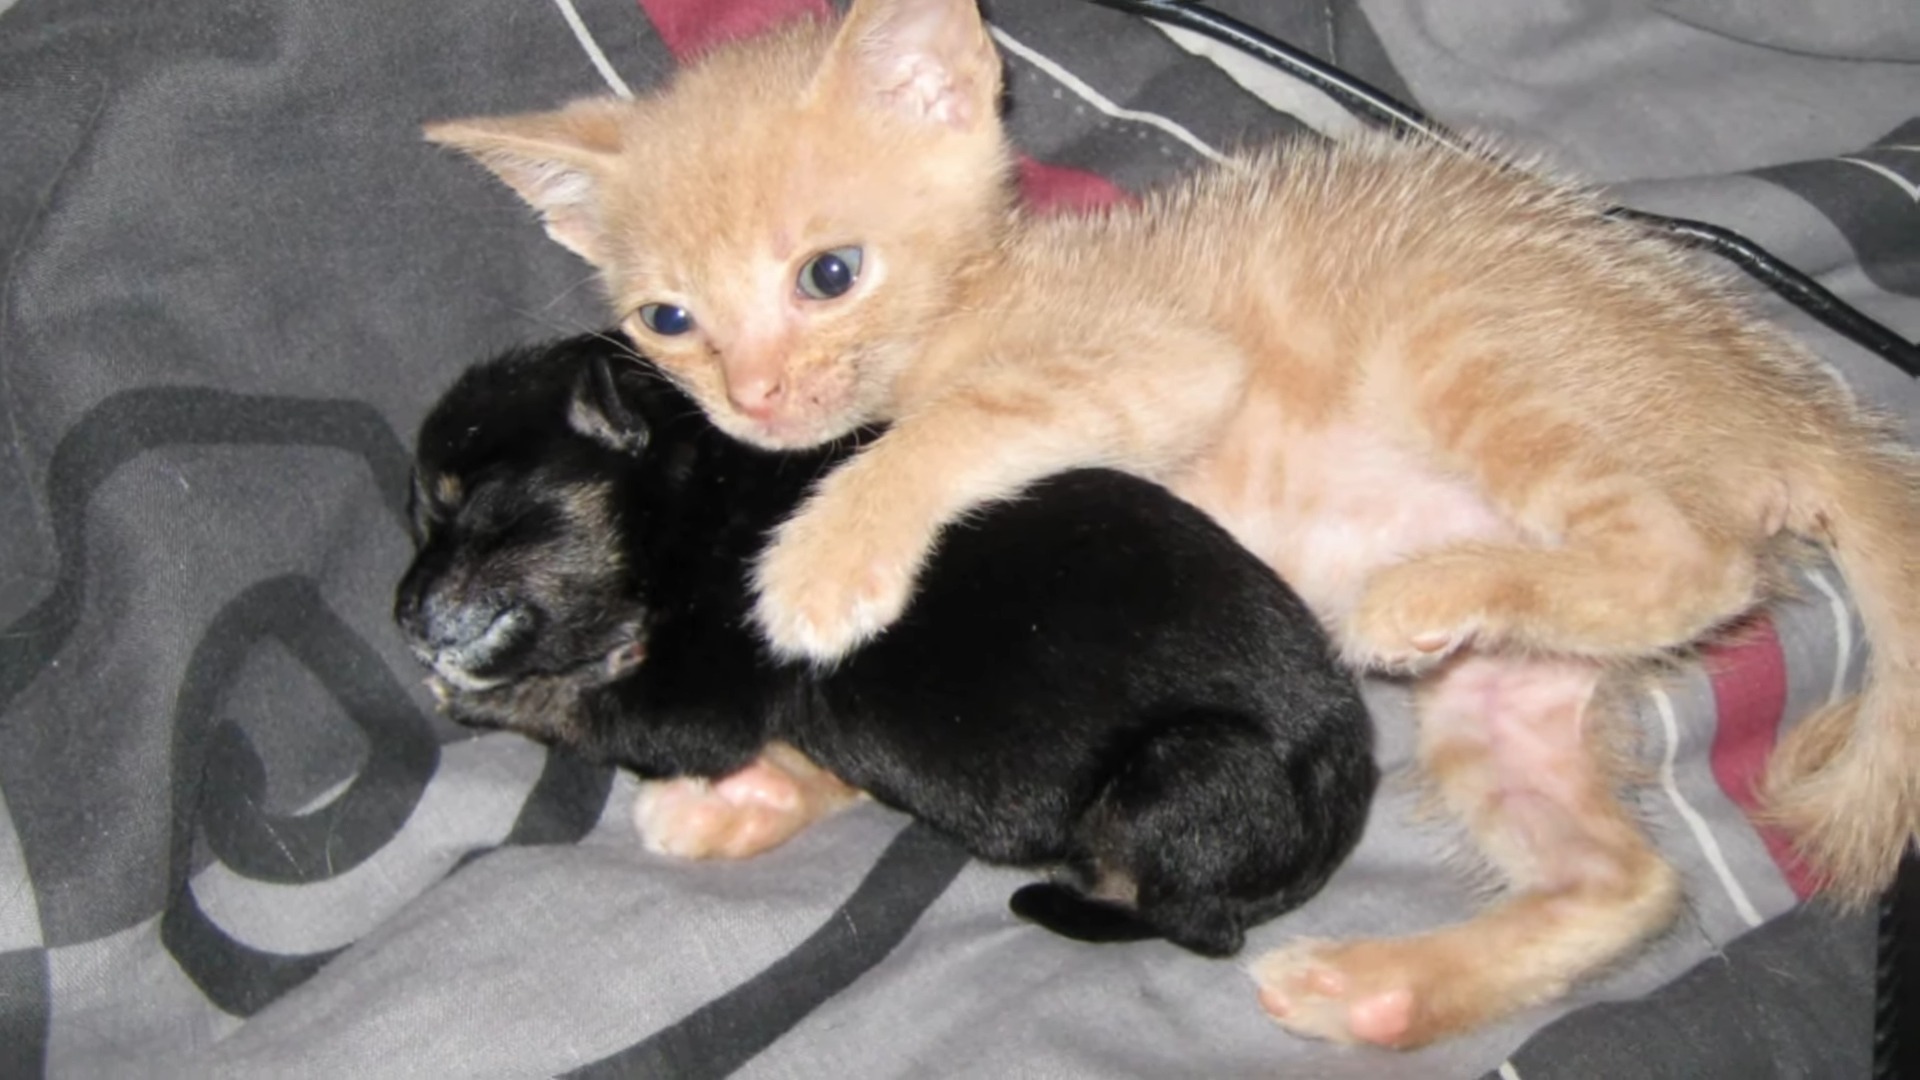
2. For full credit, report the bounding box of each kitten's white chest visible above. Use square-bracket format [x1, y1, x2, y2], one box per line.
[1176, 412, 1513, 628]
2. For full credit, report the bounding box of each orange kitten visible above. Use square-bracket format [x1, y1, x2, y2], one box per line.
[427, 0, 1920, 1049]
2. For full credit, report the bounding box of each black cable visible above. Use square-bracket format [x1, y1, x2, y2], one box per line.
[1078, 0, 1920, 378]
[1880, 845, 1917, 1080]
[1607, 209, 1920, 376]
[1078, 0, 1452, 143]
[1878, 883, 1896, 1080]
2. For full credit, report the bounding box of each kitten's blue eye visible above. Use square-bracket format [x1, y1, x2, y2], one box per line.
[638, 303, 693, 336]
[797, 247, 863, 300]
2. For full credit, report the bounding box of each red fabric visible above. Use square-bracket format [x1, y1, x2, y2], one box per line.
[1704, 616, 1820, 898]
[1017, 156, 1128, 213]
[637, 0, 830, 61]
[634, 0, 1126, 211]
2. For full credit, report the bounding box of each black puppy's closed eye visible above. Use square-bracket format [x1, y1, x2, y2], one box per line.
[568, 355, 651, 455]
[407, 472, 445, 544]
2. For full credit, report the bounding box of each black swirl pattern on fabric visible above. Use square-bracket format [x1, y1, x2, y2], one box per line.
[180, 575, 441, 885]
[0, 388, 414, 721]
[167, 572, 621, 1012]
[161, 574, 437, 1009]
[0, 949, 50, 1080]
[1753, 118, 1920, 299]
[0, 385, 621, 1018]
[160, 884, 345, 1019]
[566, 822, 972, 1080]
[503, 751, 618, 848]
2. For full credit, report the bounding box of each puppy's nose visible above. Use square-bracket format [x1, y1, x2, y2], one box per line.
[422, 601, 515, 654]
[396, 590, 524, 667]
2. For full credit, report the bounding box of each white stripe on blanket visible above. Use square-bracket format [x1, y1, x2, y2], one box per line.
[553, 0, 635, 99]
[1651, 686, 1764, 928]
[1146, 22, 1363, 142]
[987, 25, 1228, 164]
[1804, 566, 1854, 707]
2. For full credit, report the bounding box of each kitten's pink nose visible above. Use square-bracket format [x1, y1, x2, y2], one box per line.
[728, 374, 785, 420]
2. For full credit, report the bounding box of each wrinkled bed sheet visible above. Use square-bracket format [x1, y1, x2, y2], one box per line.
[2, 0, 1915, 1076]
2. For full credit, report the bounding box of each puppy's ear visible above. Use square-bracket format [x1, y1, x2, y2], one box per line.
[604, 638, 647, 678]
[569, 355, 651, 454]
[424, 99, 629, 265]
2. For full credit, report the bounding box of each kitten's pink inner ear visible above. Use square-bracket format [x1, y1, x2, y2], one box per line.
[816, 0, 1001, 129]
[422, 103, 628, 265]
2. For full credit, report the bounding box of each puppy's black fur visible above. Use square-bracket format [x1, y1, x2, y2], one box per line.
[394, 333, 1377, 957]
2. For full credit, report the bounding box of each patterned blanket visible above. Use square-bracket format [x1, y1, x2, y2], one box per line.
[2, 0, 1915, 1075]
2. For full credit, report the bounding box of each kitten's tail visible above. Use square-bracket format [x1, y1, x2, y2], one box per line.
[1769, 438, 1920, 906]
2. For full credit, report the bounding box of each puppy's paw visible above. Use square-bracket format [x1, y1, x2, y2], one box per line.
[751, 504, 923, 663]
[1250, 939, 1434, 1049]
[633, 766, 810, 861]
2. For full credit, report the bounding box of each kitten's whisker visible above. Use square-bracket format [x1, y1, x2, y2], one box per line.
[539, 272, 606, 311]
[501, 305, 591, 341]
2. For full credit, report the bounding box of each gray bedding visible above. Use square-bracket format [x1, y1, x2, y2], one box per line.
[2, 0, 1915, 1075]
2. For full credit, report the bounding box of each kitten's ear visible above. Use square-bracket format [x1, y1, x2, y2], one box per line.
[569, 355, 652, 455]
[424, 100, 629, 264]
[812, 0, 1000, 130]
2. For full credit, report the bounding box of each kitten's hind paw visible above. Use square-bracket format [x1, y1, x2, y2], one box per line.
[1251, 940, 1419, 1047]
[1252, 935, 1515, 1050]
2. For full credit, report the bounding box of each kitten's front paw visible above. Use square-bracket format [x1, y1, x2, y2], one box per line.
[751, 508, 921, 663]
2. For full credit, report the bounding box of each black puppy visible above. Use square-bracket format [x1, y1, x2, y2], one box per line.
[394, 333, 1377, 957]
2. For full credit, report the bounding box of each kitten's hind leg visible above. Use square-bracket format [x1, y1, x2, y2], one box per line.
[1345, 474, 1767, 669]
[1252, 656, 1678, 1048]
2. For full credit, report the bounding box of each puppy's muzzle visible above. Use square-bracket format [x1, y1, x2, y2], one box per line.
[394, 589, 535, 690]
